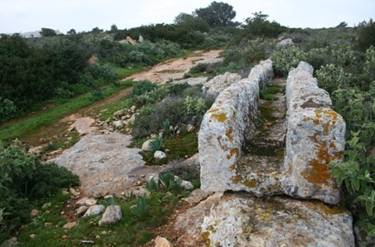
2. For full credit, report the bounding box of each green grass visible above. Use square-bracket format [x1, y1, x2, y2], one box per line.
[41, 130, 80, 154]
[259, 84, 282, 101]
[98, 97, 134, 121]
[17, 174, 190, 247]
[136, 132, 198, 166]
[0, 81, 134, 141]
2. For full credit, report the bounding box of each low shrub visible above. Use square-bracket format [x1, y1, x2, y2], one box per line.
[0, 98, 17, 122]
[0, 145, 79, 242]
[357, 19, 375, 51]
[132, 81, 157, 97]
[271, 46, 307, 76]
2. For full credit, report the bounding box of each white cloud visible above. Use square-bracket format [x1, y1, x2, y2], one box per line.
[0, 0, 373, 33]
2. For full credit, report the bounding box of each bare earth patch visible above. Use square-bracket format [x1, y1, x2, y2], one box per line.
[126, 50, 223, 84]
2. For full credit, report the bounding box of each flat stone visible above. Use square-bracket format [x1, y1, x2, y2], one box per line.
[69, 117, 96, 135]
[76, 197, 97, 207]
[83, 205, 105, 218]
[154, 236, 173, 247]
[63, 221, 77, 229]
[51, 133, 145, 197]
[201, 193, 354, 247]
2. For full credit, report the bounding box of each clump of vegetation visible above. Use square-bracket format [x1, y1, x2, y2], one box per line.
[0, 144, 79, 242]
[17, 172, 189, 247]
[357, 19, 375, 51]
[315, 47, 375, 241]
[242, 12, 286, 38]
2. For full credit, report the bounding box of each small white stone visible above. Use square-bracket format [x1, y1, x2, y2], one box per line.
[76, 197, 97, 207]
[142, 139, 154, 151]
[154, 151, 167, 160]
[154, 236, 172, 247]
[83, 205, 105, 218]
[63, 221, 77, 229]
[180, 180, 194, 190]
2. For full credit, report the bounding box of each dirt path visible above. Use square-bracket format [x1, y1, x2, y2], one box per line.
[126, 50, 222, 84]
[22, 50, 222, 149]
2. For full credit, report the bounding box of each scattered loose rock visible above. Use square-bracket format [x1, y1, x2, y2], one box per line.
[142, 139, 155, 152]
[154, 150, 167, 160]
[154, 236, 173, 247]
[83, 205, 105, 218]
[30, 209, 39, 217]
[76, 197, 97, 207]
[76, 206, 88, 216]
[98, 205, 122, 226]
[63, 221, 77, 229]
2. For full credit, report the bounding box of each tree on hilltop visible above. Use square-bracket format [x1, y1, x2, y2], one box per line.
[195, 1, 236, 27]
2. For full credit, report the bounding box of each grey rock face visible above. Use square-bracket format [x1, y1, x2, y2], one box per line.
[98, 205, 122, 226]
[283, 61, 346, 204]
[201, 193, 354, 247]
[199, 59, 273, 193]
[276, 38, 294, 48]
[83, 205, 105, 218]
[202, 72, 241, 98]
[52, 133, 145, 197]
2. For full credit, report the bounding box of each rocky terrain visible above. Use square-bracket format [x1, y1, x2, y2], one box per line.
[34, 58, 354, 247]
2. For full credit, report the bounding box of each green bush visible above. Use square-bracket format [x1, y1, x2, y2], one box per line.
[132, 81, 157, 97]
[316, 64, 352, 94]
[132, 83, 210, 138]
[271, 46, 307, 76]
[243, 12, 287, 38]
[357, 19, 375, 51]
[0, 145, 79, 241]
[0, 98, 17, 122]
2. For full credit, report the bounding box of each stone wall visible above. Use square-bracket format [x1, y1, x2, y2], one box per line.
[282, 61, 346, 204]
[199, 59, 273, 192]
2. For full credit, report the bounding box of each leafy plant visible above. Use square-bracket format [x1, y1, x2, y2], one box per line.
[0, 145, 79, 241]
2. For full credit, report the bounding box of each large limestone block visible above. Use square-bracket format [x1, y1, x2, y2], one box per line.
[201, 193, 355, 247]
[248, 59, 273, 89]
[52, 133, 145, 197]
[283, 107, 346, 204]
[199, 60, 274, 193]
[283, 61, 346, 204]
[199, 78, 259, 192]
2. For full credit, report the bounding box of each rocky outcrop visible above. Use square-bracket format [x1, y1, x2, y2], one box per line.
[276, 38, 294, 48]
[282, 61, 346, 204]
[202, 72, 241, 98]
[201, 193, 354, 247]
[199, 59, 273, 192]
[194, 60, 354, 246]
[52, 133, 145, 197]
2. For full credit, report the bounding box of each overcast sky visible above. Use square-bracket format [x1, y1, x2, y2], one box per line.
[0, 0, 374, 33]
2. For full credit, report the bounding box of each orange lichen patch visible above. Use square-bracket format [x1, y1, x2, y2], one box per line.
[226, 128, 234, 142]
[305, 201, 346, 216]
[226, 148, 239, 159]
[201, 231, 211, 247]
[312, 108, 338, 135]
[211, 112, 228, 122]
[302, 138, 341, 186]
[243, 179, 257, 188]
[231, 175, 241, 183]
